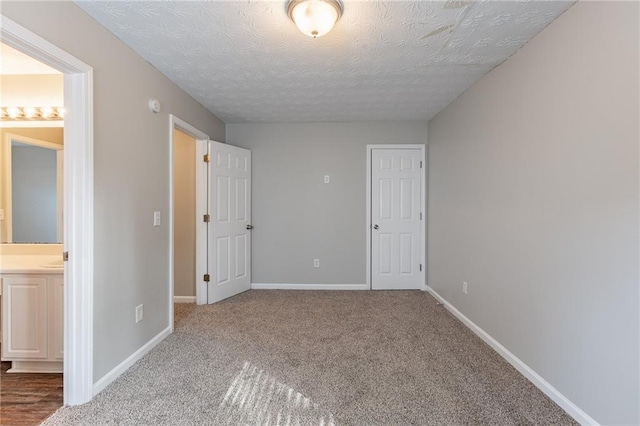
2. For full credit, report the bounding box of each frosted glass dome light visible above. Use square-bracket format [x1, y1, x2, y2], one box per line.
[288, 0, 343, 38]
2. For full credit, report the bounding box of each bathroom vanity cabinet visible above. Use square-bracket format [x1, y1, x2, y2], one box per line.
[1, 256, 64, 373]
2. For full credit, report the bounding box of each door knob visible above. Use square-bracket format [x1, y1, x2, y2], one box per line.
[373, 224, 379, 230]
[246, 224, 254, 230]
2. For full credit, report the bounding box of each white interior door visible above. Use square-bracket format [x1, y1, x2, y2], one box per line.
[207, 141, 251, 303]
[371, 148, 422, 290]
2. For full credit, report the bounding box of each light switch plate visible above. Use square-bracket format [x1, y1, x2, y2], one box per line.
[324, 175, 330, 184]
[153, 211, 161, 227]
[135, 304, 144, 323]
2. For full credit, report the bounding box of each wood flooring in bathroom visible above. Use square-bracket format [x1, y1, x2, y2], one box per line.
[0, 360, 63, 426]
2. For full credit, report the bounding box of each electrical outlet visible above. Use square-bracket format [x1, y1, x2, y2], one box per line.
[153, 211, 161, 227]
[324, 175, 330, 184]
[462, 281, 468, 295]
[313, 259, 320, 268]
[135, 304, 144, 323]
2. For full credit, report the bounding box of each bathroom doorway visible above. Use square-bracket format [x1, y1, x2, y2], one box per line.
[0, 43, 65, 425]
[2, 14, 94, 409]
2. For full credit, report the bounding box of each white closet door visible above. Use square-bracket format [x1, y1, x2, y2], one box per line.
[371, 149, 422, 290]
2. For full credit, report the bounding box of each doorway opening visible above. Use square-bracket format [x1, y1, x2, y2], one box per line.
[1, 15, 94, 407]
[169, 115, 209, 322]
[172, 128, 198, 305]
[169, 116, 253, 310]
[0, 44, 65, 426]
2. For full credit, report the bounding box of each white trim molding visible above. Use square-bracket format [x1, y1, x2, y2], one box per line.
[366, 144, 427, 291]
[194, 139, 209, 306]
[174, 296, 196, 303]
[1, 15, 95, 406]
[92, 326, 171, 397]
[251, 283, 368, 291]
[426, 286, 598, 426]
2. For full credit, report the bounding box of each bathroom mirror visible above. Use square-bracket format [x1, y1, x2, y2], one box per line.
[0, 132, 63, 243]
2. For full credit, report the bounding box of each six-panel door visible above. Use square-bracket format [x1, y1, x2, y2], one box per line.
[208, 141, 252, 303]
[371, 149, 422, 290]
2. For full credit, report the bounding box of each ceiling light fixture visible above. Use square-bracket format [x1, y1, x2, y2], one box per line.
[287, 0, 343, 38]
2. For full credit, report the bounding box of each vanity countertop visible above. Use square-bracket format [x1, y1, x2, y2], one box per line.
[0, 255, 64, 274]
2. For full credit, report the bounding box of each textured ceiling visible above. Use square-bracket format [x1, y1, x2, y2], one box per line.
[77, 1, 574, 123]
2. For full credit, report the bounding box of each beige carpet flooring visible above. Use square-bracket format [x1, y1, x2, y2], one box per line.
[42, 290, 576, 425]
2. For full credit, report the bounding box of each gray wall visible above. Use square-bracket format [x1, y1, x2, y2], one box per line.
[427, 2, 639, 424]
[226, 122, 428, 285]
[173, 129, 196, 298]
[11, 144, 58, 243]
[2, 2, 225, 383]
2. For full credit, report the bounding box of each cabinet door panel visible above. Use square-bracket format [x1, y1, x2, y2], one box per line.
[2, 276, 48, 359]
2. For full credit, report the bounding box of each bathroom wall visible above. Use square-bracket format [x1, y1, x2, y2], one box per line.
[0, 128, 63, 145]
[0, 70, 64, 245]
[0, 244, 63, 256]
[0, 74, 63, 107]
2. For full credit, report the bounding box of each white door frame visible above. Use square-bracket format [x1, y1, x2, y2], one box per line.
[366, 144, 427, 291]
[168, 115, 209, 317]
[1, 16, 95, 405]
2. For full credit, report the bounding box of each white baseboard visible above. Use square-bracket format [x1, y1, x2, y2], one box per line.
[174, 296, 196, 303]
[92, 326, 171, 396]
[251, 283, 368, 290]
[425, 286, 598, 426]
[7, 360, 63, 374]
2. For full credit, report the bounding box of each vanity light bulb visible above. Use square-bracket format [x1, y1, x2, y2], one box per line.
[24, 107, 37, 118]
[56, 107, 65, 118]
[41, 107, 53, 118]
[7, 107, 20, 119]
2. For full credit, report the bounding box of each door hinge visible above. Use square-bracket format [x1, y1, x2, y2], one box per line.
[63, 251, 69, 262]
[420, 212, 423, 220]
[204, 274, 210, 282]
[203, 154, 210, 163]
[419, 264, 422, 272]
[420, 160, 423, 168]
[204, 214, 210, 223]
